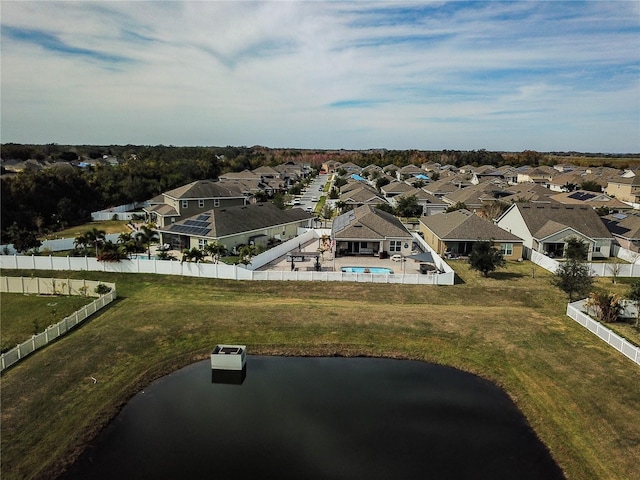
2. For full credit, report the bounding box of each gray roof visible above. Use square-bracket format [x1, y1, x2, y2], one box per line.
[332, 205, 413, 240]
[164, 180, 245, 200]
[512, 204, 612, 240]
[161, 202, 312, 238]
[420, 209, 522, 242]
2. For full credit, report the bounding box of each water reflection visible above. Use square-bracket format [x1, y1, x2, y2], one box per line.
[211, 366, 247, 385]
[61, 357, 564, 480]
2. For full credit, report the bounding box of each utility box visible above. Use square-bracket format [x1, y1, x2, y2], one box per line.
[211, 345, 247, 371]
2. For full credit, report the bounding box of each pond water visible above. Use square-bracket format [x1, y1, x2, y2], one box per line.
[61, 357, 564, 480]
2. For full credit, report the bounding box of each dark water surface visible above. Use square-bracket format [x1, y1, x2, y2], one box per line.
[62, 357, 564, 480]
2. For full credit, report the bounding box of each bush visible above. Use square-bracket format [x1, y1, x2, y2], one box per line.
[94, 283, 112, 295]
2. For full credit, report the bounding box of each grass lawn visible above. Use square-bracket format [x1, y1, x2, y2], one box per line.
[1, 261, 639, 480]
[43, 220, 130, 240]
[1, 294, 95, 352]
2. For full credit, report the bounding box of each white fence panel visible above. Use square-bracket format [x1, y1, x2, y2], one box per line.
[0, 252, 455, 285]
[1, 278, 116, 372]
[530, 251, 560, 273]
[566, 301, 640, 366]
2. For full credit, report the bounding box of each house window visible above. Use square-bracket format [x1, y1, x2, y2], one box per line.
[214, 199, 220, 207]
[594, 241, 601, 252]
[199, 199, 205, 208]
[181, 200, 188, 209]
[390, 240, 401, 252]
[500, 243, 513, 256]
[198, 238, 208, 249]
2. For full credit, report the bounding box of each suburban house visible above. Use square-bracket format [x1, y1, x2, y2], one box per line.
[419, 209, 523, 259]
[332, 204, 414, 258]
[380, 181, 415, 199]
[144, 180, 247, 228]
[601, 212, 640, 254]
[391, 188, 448, 216]
[157, 202, 314, 253]
[605, 176, 640, 204]
[496, 203, 613, 260]
[338, 184, 387, 209]
[549, 190, 632, 212]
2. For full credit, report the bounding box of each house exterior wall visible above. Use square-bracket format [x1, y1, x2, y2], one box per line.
[176, 197, 245, 217]
[491, 241, 524, 260]
[187, 221, 307, 253]
[605, 182, 640, 203]
[418, 224, 447, 255]
[496, 207, 535, 249]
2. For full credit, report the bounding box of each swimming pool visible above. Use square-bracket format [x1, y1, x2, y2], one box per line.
[341, 266, 394, 274]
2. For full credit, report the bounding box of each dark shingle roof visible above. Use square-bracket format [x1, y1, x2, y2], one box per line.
[162, 202, 312, 238]
[165, 180, 245, 199]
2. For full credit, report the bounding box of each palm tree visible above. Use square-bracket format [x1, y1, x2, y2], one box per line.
[204, 242, 227, 263]
[238, 244, 257, 266]
[117, 232, 141, 258]
[85, 228, 106, 257]
[73, 233, 89, 254]
[135, 224, 160, 259]
[181, 247, 204, 263]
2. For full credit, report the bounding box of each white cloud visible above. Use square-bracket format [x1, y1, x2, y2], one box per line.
[1, 1, 638, 152]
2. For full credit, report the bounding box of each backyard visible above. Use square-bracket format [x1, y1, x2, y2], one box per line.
[0, 261, 639, 480]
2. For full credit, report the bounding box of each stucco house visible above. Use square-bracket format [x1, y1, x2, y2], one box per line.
[144, 180, 248, 228]
[332, 204, 414, 258]
[419, 209, 523, 259]
[496, 203, 613, 260]
[605, 176, 640, 204]
[158, 202, 313, 253]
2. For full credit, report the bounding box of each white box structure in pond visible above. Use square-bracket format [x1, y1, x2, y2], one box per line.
[211, 345, 247, 371]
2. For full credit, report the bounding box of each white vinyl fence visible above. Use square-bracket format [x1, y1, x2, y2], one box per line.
[0, 230, 455, 285]
[0, 277, 117, 372]
[91, 201, 149, 221]
[566, 300, 640, 366]
[530, 249, 640, 278]
[0, 254, 455, 285]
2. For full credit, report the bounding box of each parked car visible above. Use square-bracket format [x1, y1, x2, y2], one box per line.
[311, 196, 318, 202]
[292, 198, 301, 205]
[391, 254, 405, 262]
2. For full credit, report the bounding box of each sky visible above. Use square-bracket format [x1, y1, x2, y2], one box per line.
[1, 1, 639, 152]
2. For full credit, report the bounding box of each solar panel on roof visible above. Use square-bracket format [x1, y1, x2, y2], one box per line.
[613, 213, 627, 220]
[568, 191, 596, 201]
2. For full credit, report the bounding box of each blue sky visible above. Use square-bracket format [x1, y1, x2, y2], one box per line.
[1, 1, 638, 152]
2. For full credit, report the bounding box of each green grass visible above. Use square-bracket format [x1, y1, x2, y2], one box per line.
[1, 294, 95, 352]
[1, 262, 639, 480]
[42, 220, 130, 240]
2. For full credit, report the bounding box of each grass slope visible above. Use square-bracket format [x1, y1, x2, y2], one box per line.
[1, 262, 639, 480]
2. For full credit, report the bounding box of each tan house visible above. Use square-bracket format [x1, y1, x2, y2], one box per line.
[419, 209, 523, 259]
[605, 176, 640, 204]
[332, 204, 414, 258]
